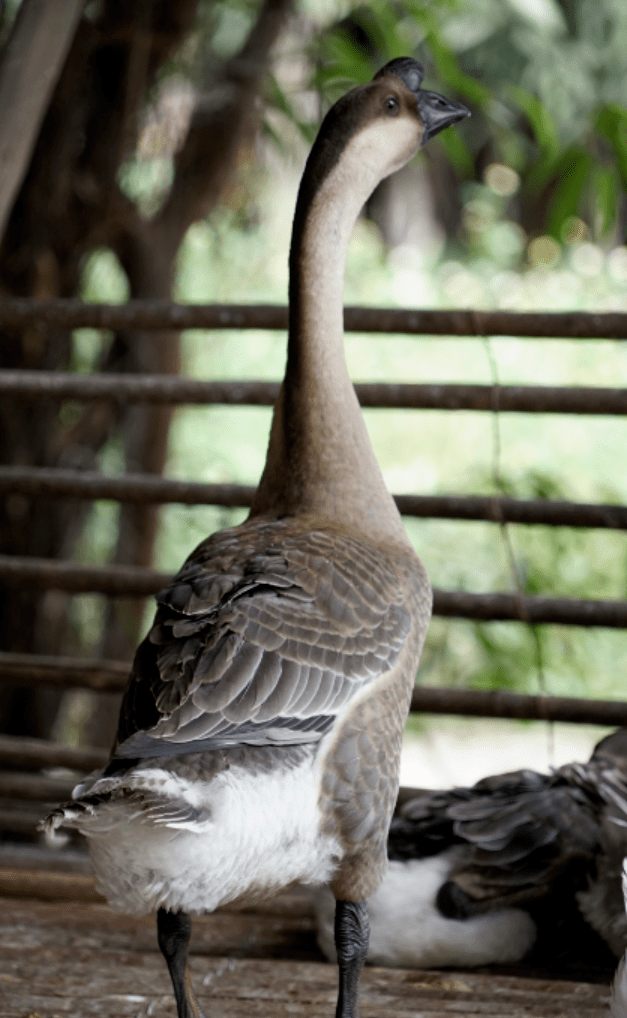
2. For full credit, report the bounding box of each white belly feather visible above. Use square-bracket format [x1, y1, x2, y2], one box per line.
[64, 756, 343, 916]
[313, 851, 536, 969]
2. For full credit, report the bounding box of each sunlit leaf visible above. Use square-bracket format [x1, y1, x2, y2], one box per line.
[546, 145, 592, 236]
[594, 103, 627, 188]
[435, 126, 475, 177]
[592, 164, 619, 235]
[506, 84, 559, 157]
[426, 29, 491, 107]
[594, 103, 627, 144]
[264, 74, 314, 147]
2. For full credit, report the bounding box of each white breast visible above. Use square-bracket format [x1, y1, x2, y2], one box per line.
[77, 756, 343, 915]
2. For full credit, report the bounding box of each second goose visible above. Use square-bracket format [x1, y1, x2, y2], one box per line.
[315, 729, 627, 973]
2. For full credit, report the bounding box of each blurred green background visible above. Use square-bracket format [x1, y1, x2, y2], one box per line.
[15, 0, 623, 762]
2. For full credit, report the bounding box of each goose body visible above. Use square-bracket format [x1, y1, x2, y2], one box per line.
[44, 58, 469, 1017]
[63, 521, 424, 916]
[315, 729, 627, 971]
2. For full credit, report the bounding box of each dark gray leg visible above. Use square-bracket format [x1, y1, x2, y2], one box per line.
[334, 900, 370, 1018]
[157, 908, 206, 1018]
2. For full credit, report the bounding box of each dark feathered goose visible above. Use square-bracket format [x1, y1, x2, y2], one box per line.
[315, 729, 627, 971]
[43, 58, 469, 1018]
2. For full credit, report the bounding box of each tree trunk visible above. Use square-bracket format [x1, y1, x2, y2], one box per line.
[0, 0, 294, 749]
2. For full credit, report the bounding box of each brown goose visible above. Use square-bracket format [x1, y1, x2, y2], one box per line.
[44, 58, 469, 1018]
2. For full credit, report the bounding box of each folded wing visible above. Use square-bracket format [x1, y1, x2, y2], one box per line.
[115, 521, 413, 758]
[390, 767, 603, 911]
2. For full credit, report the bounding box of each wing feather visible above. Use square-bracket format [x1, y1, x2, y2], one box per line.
[389, 766, 611, 912]
[114, 521, 418, 757]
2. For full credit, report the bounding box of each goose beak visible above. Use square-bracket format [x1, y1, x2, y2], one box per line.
[417, 90, 471, 145]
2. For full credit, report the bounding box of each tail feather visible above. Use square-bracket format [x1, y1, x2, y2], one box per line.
[41, 782, 210, 837]
[41, 796, 119, 835]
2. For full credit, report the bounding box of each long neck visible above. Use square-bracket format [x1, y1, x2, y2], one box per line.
[249, 131, 411, 548]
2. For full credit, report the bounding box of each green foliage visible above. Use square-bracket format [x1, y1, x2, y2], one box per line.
[591, 163, 619, 236]
[437, 127, 475, 178]
[455, 0, 627, 241]
[506, 85, 559, 160]
[596, 103, 627, 183]
[545, 146, 593, 237]
[305, 0, 627, 249]
[424, 26, 492, 109]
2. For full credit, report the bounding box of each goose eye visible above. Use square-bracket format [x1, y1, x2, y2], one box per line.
[384, 96, 400, 116]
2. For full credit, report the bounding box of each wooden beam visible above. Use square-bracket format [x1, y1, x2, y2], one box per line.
[3, 371, 627, 415]
[0, 670, 625, 726]
[0, 297, 626, 338]
[0, 0, 84, 240]
[2, 467, 627, 530]
[0, 557, 625, 627]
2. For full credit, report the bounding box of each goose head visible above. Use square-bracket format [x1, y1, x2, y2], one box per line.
[375, 56, 471, 147]
[294, 57, 470, 218]
[288, 56, 471, 324]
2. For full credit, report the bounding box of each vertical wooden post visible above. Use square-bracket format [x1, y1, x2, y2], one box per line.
[0, 0, 84, 241]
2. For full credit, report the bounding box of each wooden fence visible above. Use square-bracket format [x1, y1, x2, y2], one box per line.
[1, 298, 627, 842]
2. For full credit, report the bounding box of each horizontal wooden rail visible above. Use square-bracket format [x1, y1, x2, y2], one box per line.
[0, 467, 259, 508]
[0, 674, 624, 728]
[0, 844, 92, 874]
[0, 556, 169, 596]
[433, 589, 627, 627]
[2, 467, 627, 530]
[0, 771, 75, 802]
[0, 806, 48, 834]
[0, 555, 624, 626]
[1, 298, 627, 338]
[0, 731, 108, 770]
[0, 865, 101, 900]
[0, 652, 128, 692]
[410, 687, 627, 726]
[2, 371, 627, 415]
[396, 495, 627, 529]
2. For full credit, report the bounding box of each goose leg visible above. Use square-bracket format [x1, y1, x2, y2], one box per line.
[157, 908, 207, 1018]
[334, 900, 370, 1018]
